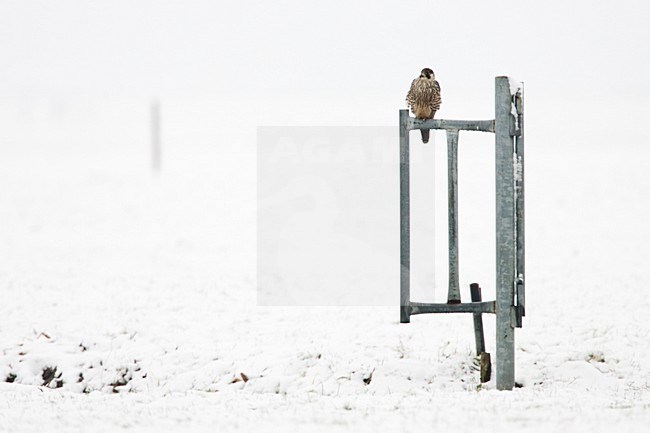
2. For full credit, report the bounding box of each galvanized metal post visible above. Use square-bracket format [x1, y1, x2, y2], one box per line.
[447, 129, 461, 303]
[400, 109, 411, 323]
[515, 87, 525, 327]
[495, 76, 516, 390]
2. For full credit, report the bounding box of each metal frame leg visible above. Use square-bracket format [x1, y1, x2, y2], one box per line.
[447, 129, 461, 303]
[495, 76, 516, 390]
[400, 109, 411, 323]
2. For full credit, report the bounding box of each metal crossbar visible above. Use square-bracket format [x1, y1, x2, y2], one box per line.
[409, 301, 496, 315]
[399, 76, 525, 390]
[407, 118, 495, 132]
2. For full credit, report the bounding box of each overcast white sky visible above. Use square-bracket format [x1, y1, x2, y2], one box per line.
[1, 0, 649, 152]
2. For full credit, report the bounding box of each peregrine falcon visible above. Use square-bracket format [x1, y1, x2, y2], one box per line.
[406, 68, 441, 143]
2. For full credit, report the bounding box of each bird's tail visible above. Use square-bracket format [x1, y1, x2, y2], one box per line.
[421, 129, 430, 144]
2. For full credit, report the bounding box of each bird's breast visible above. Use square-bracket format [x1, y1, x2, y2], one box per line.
[412, 104, 434, 119]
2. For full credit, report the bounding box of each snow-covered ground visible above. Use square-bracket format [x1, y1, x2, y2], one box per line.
[1, 138, 650, 432]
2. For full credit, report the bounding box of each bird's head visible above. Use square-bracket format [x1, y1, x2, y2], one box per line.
[420, 68, 435, 79]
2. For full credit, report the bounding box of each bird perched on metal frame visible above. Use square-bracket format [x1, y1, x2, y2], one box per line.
[406, 68, 442, 143]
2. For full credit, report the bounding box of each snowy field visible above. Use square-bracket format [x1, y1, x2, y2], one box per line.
[1, 139, 650, 432]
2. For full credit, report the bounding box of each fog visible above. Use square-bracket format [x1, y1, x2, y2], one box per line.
[2, 0, 648, 157]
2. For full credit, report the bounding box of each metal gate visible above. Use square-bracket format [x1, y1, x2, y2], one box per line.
[399, 76, 525, 390]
